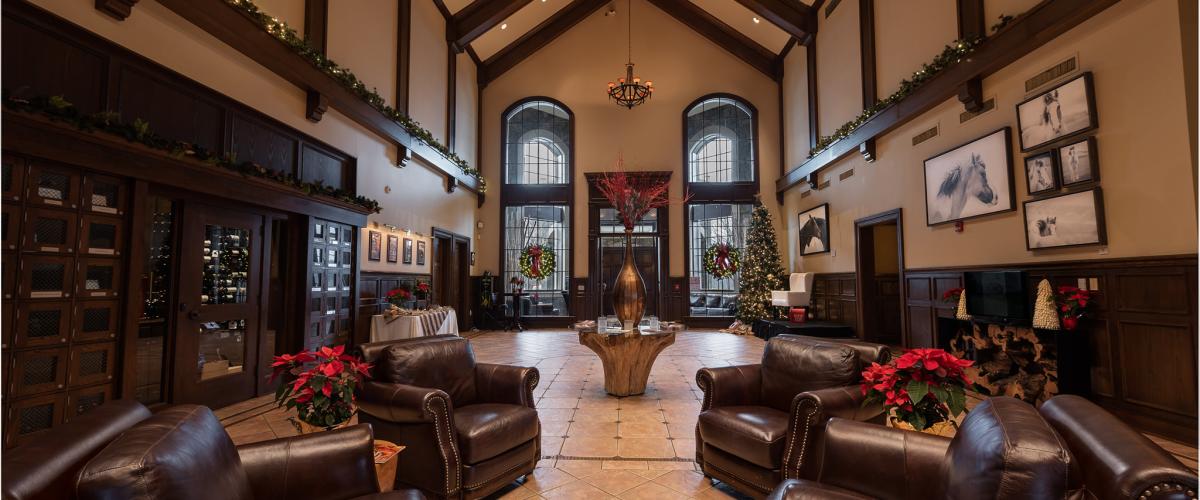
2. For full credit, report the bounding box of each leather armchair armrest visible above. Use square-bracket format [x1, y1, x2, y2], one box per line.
[811, 418, 950, 499]
[696, 364, 762, 410]
[474, 363, 539, 408]
[357, 380, 454, 424]
[783, 386, 886, 479]
[237, 424, 380, 499]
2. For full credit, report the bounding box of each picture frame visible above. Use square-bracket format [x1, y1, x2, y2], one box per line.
[417, 240, 426, 265]
[1024, 151, 1059, 196]
[797, 203, 830, 256]
[923, 127, 1015, 226]
[1016, 72, 1098, 152]
[367, 231, 381, 261]
[402, 238, 413, 264]
[1023, 188, 1106, 250]
[1058, 136, 1099, 187]
[386, 234, 399, 263]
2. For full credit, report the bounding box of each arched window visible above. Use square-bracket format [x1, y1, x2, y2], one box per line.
[504, 100, 571, 185]
[683, 94, 758, 319]
[500, 98, 574, 320]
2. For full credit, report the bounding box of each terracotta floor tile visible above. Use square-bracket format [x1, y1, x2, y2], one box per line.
[541, 479, 614, 500]
[577, 398, 620, 410]
[667, 423, 697, 438]
[580, 470, 650, 496]
[492, 483, 541, 500]
[617, 421, 669, 438]
[522, 467, 578, 493]
[555, 459, 605, 479]
[541, 436, 566, 455]
[537, 408, 576, 421]
[573, 410, 619, 422]
[617, 410, 665, 424]
[654, 470, 715, 496]
[617, 437, 676, 459]
[618, 481, 680, 500]
[602, 460, 648, 470]
[568, 421, 618, 438]
[561, 437, 618, 457]
[539, 397, 581, 409]
[648, 461, 699, 471]
[672, 438, 697, 459]
[541, 419, 571, 437]
[618, 399, 661, 411]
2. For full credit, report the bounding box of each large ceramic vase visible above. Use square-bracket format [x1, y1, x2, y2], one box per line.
[611, 230, 646, 328]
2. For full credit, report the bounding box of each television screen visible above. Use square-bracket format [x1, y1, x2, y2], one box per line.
[964, 271, 1029, 322]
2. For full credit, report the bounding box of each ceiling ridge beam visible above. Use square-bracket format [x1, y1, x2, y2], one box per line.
[451, 0, 533, 52]
[645, 0, 779, 81]
[480, 0, 610, 86]
[734, 0, 816, 44]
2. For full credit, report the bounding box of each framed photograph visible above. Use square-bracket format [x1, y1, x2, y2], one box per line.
[797, 203, 830, 256]
[402, 238, 413, 264]
[1016, 72, 1097, 151]
[1023, 188, 1106, 250]
[1058, 136, 1098, 187]
[386, 235, 399, 263]
[417, 240, 426, 265]
[1024, 151, 1059, 196]
[923, 127, 1015, 226]
[367, 231, 381, 261]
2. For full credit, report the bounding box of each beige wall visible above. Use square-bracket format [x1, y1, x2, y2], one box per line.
[874, 0, 956, 99]
[815, 0, 862, 137]
[328, 0, 398, 108]
[456, 53, 480, 164]
[782, 0, 1197, 273]
[410, 0, 450, 144]
[28, 0, 480, 272]
[475, 0, 783, 278]
[782, 46, 811, 169]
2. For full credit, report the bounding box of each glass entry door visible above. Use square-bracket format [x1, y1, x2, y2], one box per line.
[173, 203, 263, 408]
[595, 208, 661, 318]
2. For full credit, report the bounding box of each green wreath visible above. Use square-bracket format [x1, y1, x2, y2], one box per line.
[704, 243, 740, 279]
[519, 245, 556, 281]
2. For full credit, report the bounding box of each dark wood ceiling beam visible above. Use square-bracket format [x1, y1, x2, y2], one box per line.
[733, 0, 816, 44]
[451, 0, 533, 52]
[397, 0, 411, 115]
[303, 0, 328, 53]
[776, 0, 1119, 195]
[480, 0, 609, 86]
[156, 0, 483, 197]
[95, 0, 139, 21]
[646, 0, 779, 80]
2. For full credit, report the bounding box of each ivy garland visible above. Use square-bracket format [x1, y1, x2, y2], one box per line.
[3, 93, 382, 213]
[519, 245, 556, 281]
[806, 15, 1014, 160]
[703, 243, 740, 279]
[226, 0, 485, 192]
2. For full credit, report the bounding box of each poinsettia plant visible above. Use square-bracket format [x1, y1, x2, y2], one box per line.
[1055, 285, 1092, 331]
[270, 345, 372, 428]
[861, 348, 974, 431]
[414, 282, 431, 300]
[386, 286, 413, 307]
[942, 287, 964, 304]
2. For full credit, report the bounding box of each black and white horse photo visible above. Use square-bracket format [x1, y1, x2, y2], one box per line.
[1018, 73, 1097, 150]
[1025, 152, 1058, 195]
[1058, 137, 1095, 185]
[797, 203, 829, 255]
[1023, 189, 1105, 249]
[924, 128, 1013, 225]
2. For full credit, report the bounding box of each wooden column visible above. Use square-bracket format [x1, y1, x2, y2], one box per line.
[806, 41, 819, 151]
[396, 0, 412, 115]
[858, 0, 876, 161]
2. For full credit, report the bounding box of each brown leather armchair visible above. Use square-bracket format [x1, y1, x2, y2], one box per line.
[76, 405, 420, 500]
[1040, 395, 1197, 500]
[353, 335, 540, 499]
[695, 334, 890, 497]
[766, 397, 1084, 499]
[2, 399, 150, 500]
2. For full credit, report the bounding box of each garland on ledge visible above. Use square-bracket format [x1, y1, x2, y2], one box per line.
[806, 14, 1015, 159]
[703, 243, 740, 279]
[519, 245, 556, 281]
[3, 93, 382, 213]
[226, 0, 485, 192]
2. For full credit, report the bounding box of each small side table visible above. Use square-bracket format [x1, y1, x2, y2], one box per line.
[373, 440, 405, 492]
[503, 292, 526, 331]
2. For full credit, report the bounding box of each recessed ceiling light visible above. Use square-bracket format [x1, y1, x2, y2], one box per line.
[501, 23, 508, 29]
[752, 17, 760, 24]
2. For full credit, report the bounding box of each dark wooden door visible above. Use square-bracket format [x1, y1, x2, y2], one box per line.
[596, 235, 660, 318]
[453, 239, 471, 329]
[173, 203, 264, 408]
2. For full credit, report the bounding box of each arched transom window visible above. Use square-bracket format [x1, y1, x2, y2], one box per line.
[504, 100, 571, 185]
[685, 96, 755, 183]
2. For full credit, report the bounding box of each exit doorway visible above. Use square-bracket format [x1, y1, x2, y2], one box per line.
[855, 209, 905, 346]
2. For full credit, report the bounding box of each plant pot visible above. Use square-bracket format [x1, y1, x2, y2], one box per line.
[611, 230, 646, 326]
[890, 417, 956, 437]
[291, 412, 356, 434]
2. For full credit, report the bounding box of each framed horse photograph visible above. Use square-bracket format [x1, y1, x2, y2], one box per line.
[797, 203, 830, 255]
[1023, 188, 1106, 250]
[1016, 72, 1097, 151]
[402, 238, 413, 264]
[1024, 151, 1059, 196]
[923, 127, 1015, 226]
[367, 231, 381, 261]
[1058, 136, 1099, 187]
[386, 234, 399, 263]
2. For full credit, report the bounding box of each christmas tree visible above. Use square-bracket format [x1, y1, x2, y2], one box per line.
[736, 202, 786, 325]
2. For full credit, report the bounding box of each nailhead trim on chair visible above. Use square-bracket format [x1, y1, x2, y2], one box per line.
[696, 372, 713, 411]
[426, 395, 461, 495]
[1138, 482, 1196, 499]
[781, 398, 818, 480]
[526, 372, 539, 408]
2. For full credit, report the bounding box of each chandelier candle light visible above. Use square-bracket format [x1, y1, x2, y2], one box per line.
[607, 0, 653, 109]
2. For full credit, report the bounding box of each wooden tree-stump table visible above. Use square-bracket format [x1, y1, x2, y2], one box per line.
[578, 329, 676, 396]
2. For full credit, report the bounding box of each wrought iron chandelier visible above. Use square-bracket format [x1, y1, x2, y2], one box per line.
[607, 0, 653, 109]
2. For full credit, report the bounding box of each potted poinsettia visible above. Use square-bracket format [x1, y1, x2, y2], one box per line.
[386, 285, 414, 309]
[270, 345, 372, 433]
[414, 282, 431, 309]
[861, 348, 974, 435]
[1055, 285, 1092, 331]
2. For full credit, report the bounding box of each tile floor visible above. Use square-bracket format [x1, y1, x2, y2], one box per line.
[218, 329, 1198, 499]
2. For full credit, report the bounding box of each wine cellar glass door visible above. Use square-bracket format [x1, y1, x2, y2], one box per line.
[173, 204, 263, 408]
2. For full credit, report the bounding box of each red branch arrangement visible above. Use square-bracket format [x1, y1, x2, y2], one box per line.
[595, 158, 690, 231]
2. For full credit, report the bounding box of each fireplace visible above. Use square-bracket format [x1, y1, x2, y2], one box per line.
[941, 318, 1089, 405]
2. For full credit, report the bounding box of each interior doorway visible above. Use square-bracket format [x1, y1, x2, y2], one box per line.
[592, 208, 664, 320]
[432, 228, 471, 329]
[855, 209, 904, 346]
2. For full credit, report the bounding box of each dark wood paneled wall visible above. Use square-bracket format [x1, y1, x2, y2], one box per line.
[810, 272, 857, 326]
[2, 1, 356, 192]
[354, 271, 431, 344]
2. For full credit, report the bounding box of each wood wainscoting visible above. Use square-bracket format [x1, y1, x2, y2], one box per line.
[810, 272, 858, 327]
[354, 272, 431, 344]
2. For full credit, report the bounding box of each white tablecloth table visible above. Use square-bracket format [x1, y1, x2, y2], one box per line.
[370, 308, 459, 342]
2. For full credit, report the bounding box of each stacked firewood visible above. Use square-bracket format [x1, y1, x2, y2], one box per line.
[948, 323, 1058, 405]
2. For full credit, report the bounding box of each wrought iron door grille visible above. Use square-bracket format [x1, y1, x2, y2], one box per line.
[18, 403, 54, 434]
[36, 172, 68, 200]
[30, 263, 65, 291]
[27, 310, 62, 338]
[82, 307, 111, 332]
[33, 217, 67, 245]
[79, 350, 108, 376]
[22, 356, 57, 385]
[85, 265, 114, 290]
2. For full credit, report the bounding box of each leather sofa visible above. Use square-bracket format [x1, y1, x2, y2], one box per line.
[695, 334, 891, 497]
[2, 399, 151, 500]
[75, 404, 420, 500]
[765, 397, 1085, 499]
[689, 292, 738, 316]
[1040, 395, 1197, 499]
[354, 335, 540, 499]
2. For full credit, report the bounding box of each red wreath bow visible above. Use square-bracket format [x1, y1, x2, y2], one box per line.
[713, 244, 735, 273]
[527, 245, 543, 276]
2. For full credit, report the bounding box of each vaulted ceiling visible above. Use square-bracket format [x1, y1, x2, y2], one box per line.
[441, 0, 821, 84]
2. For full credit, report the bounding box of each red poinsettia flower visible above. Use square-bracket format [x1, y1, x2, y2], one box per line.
[1062, 316, 1078, 330]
